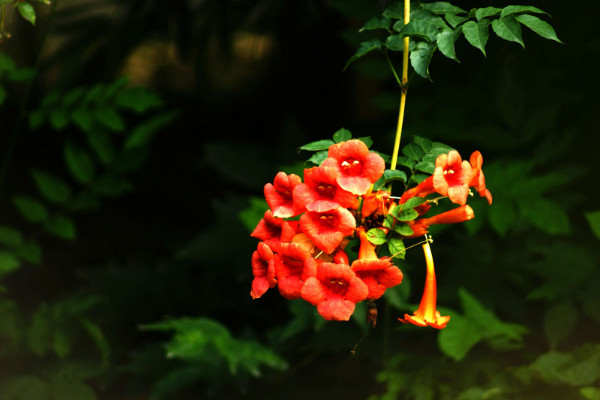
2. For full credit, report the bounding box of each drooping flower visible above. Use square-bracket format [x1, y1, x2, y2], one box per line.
[250, 242, 276, 299]
[406, 205, 475, 238]
[469, 151, 493, 205]
[399, 241, 450, 329]
[274, 243, 317, 299]
[432, 150, 473, 206]
[301, 262, 368, 321]
[351, 227, 403, 300]
[250, 210, 298, 252]
[293, 165, 358, 212]
[264, 172, 303, 218]
[300, 206, 356, 254]
[321, 139, 385, 195]
[398, 176, 435, 205]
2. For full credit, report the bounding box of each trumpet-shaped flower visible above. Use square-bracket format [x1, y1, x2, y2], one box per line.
[250, 210, 298, 252]
[361, 190, 392, 218]
[321, 139, 385, 195]
[300, 207, 356, 254]
[264, 172, 303, 218]
[469, 151, 493, 205]
[293, 166, 358, 212]
[301, 262, 368, 321]
[433, 151, 473, 206]
[274, 243, 317, 299]
[351, 227, 403, 300]
[398, 176, 435, 205]
[250, 242, 276, 299]
[399, 241, 450, 329]
[406, 205, 475, 238]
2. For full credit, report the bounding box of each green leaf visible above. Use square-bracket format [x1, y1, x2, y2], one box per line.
[492, 16, 524, 48]
[382, 2, 404, 19]
[332, 128, 352, 143]
[85, 129, 116, 164]
[462, 20, 490, 56]
[415, 160, 435, 174]
[67, 192, 101, 213]
[396, 156, 416, 169]
[410, 9, 448, 29]
[366, 228, 387, 245]
[18, 2, 36, 25]
[62, 87, 86, 106]
[30, 168, 71, 203]
[384, 34, 406, 51]
[399, 20, 440, 42]
[0, 375, 52, 400]
[0, 226, 23, 247]
[393, 223, 414, 236]
[91, 175, 134, 197]
[360, 15, 391, 32]
[437, 28, 459, 61]
[585, 210, 600, 240]
[50, 374, 98, 400]
[0, 52, 17, 72]
[390, 207, 418, 222]
[544, 303, 577, 349]
[44, 215, 76, 240]
[438, 312, 483, 361]
[444, 13, 467, 28]
[7, 67, 36, 82]
[401, 142, 425, 161]
[12, 194, 49, 222]
[71, 108, 93, 132]
[580, 387, 600, 400]
[475, 7, 501, 20]
[420, 2, 466, 15]
[94, 106, 125, 131]
[402, 197, 427, 209]
[306, 150, 328, 165]
[388, 235, 405, 258]
[500, 5, 548, 18]
[124, 110, 179, 149]
[344, 39, 382, 70]
[356, 136, 373, 148]
[410, 41, 435, 80]
[488, 200, 515, 236]
[383, 169, 407, 183]
[0, 250, 21, 276]
[28, 304, 52, 356]
[64, 140, 95, 183]
[514, 14, 562, 43]
[519, 197, 570, 234]
[115, 87, 163, 113]
[298, 139, 335, 152]
[80, 318, 110, 364]
[50, 108, 69, 130]
[53, 329, 71, 358]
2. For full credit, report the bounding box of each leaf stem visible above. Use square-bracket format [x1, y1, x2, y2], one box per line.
[388, 0, 410, 192]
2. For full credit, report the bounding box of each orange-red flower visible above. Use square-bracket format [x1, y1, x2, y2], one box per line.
[250, 242, 276, 299]
[469, 151, 493, 205]
[250, 210, 298, 252]
[361, 189, 392, 218]
[398, 176, 435, 205]
[433, 150, 473, 206]
[321, 139, 385, 195]
[300, 207, 356, 254]
[399, 241, 450, 329]
[274, 243, 317, 299]
[301, 262, 368, 321]
[293, 165, 357, 212]
[351, 227, 403, 300]
[264, 172, 303, 218]
[406, 205, 475, 238]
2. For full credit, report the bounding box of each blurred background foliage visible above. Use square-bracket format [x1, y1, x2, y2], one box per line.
[0, 0, 599, 399]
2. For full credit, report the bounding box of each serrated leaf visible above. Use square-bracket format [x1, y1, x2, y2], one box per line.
[415, 160, 435, 174]
[492, 16, 524, 47]
[18, 2, 36, 25]
[437, 28, 459, 61]
[44, 215, 76, 240]
[444, 13, 467, 28]
[384, 34, 406, 51]
[298, 140, 335, 152]
[94, 106, 125, 131]
[366, 228, 387, 245]
[360, 15, 391, 32]
[500, 5, 548, 18]
[30, 169, 71, 203]
[0, 226, 23, 247]
[475, 6, 502, 20]
[399, 20, 440, 42]
[410, 41, 435, 80]
[410, 9, 448, 29]
[401, 142, 425, 161]
[344, 39, 382, 70]
[421, 2, 466, 15]
[12, 194, 49, 222]
[383, 169, 407, 183]
[124, 110, 179, 149]
[396, 156, 416, 169]
[388, 235, 405, 258]
[462, 20, 490, 56]
[115, 86, 163, 113]
[333, 128, 352, 143]
[0, 250, 21, 276]
[64, 140, 95, 183]
[515, 14, 562, 43]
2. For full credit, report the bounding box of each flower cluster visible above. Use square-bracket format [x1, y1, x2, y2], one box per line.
[250, 137, 491, 327]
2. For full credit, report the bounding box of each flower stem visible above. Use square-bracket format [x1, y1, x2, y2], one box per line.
[388, 0, 410, 191]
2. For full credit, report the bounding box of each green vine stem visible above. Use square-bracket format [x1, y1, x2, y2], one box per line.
[388, 0, 410, 192]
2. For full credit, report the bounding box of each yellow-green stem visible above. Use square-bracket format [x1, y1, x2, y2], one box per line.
[388, 0, 410, 192]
